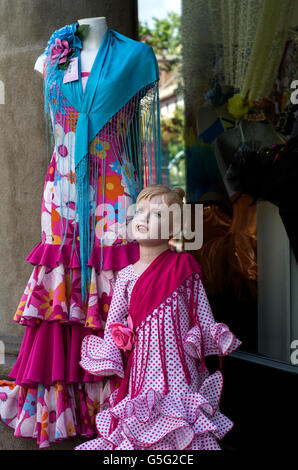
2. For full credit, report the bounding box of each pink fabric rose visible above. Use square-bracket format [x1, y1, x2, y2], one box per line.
[109, 314, 135, 352]
[51, 38, 72, 65]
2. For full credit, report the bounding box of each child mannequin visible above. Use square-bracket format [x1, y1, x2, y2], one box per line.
[75, 184, 242, 450]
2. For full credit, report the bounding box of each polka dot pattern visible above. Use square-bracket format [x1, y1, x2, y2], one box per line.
[75, 264, 242, 450]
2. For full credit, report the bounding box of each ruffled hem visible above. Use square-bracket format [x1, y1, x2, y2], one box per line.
[14, 241, 140, 327]
[183, 323, 242, 360]
[75, 371, 233, 450]
[26, 241, 140, 271]
[9, 323, 104, 386]
[0, 378, 114, 449]
[13, 261, 107, 327]
[79, 335, 124, 378]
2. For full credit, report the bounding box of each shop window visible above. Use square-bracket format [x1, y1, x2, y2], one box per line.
[138, 0, 298, 372]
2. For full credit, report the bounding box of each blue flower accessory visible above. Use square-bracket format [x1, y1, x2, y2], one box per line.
[44, 22, 89, 70]
[45, 22, 81, 55]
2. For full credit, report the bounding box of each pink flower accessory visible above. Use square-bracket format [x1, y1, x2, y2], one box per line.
[50, 38, 72, 66]
[109, 314, 135, 352]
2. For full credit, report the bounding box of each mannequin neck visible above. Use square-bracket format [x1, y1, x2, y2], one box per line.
[77, 17, 108, 51]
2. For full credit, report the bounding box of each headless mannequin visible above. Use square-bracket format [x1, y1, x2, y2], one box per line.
[34, 17, 108, 92]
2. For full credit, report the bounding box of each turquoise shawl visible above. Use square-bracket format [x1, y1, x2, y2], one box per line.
[43, 22, 162, 304]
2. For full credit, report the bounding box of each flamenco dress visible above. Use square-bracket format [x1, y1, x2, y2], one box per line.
[0, 23, 162, 448]
[75, 249, 242, 450]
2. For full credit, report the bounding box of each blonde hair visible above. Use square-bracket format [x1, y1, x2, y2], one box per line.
[136, 184, 185, 206]
[136, 184, 185, 237]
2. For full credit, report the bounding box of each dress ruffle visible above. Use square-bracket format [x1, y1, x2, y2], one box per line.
[1, 242, 138, 447]
[183, 322, 242, 360]
[14, 242, 140, 328]
[13, 262, 88, 326]
[1, 240, 140, 447]
[26, 241, 140, 271]
[80, 335, 124, 378]
[0, 378, 111, 449]
[75, 370, 232, 450]
[9, 322, 104, 386]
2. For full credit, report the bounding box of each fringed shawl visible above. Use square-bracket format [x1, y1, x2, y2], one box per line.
[42, 22, 162, 304]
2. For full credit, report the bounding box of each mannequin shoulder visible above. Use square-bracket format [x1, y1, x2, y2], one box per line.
[34, 52, 46, 75]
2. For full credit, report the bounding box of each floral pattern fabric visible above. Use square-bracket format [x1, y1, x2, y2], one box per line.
[0, 69, 140, 448]
[0, 379, 116, 449]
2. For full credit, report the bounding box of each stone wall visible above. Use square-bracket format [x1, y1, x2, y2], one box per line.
[0, 0, 137, 450]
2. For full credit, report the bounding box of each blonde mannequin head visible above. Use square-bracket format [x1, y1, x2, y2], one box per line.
[131, 184, 185, 244]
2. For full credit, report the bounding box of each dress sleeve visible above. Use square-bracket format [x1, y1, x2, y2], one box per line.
[79, 271, 129, 378]
[183, 273, 242, 361]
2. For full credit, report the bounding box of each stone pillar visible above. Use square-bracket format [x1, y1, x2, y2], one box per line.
[0, 0, 137, 449]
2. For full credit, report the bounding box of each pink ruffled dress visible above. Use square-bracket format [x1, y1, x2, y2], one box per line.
[0, 70, 140, 448]
[75, 264, 242, 450]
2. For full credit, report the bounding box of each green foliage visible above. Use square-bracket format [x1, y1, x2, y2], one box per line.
[139, 12, 181, 73]
[161, 104, 185, 188]
[139, 11, 185, 191]
[161, 104, 184, 149]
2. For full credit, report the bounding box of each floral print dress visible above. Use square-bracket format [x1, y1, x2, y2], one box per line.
[0, 70, 140, 449]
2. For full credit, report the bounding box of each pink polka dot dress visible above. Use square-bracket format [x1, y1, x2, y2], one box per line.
[75, 264, 242, 450]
